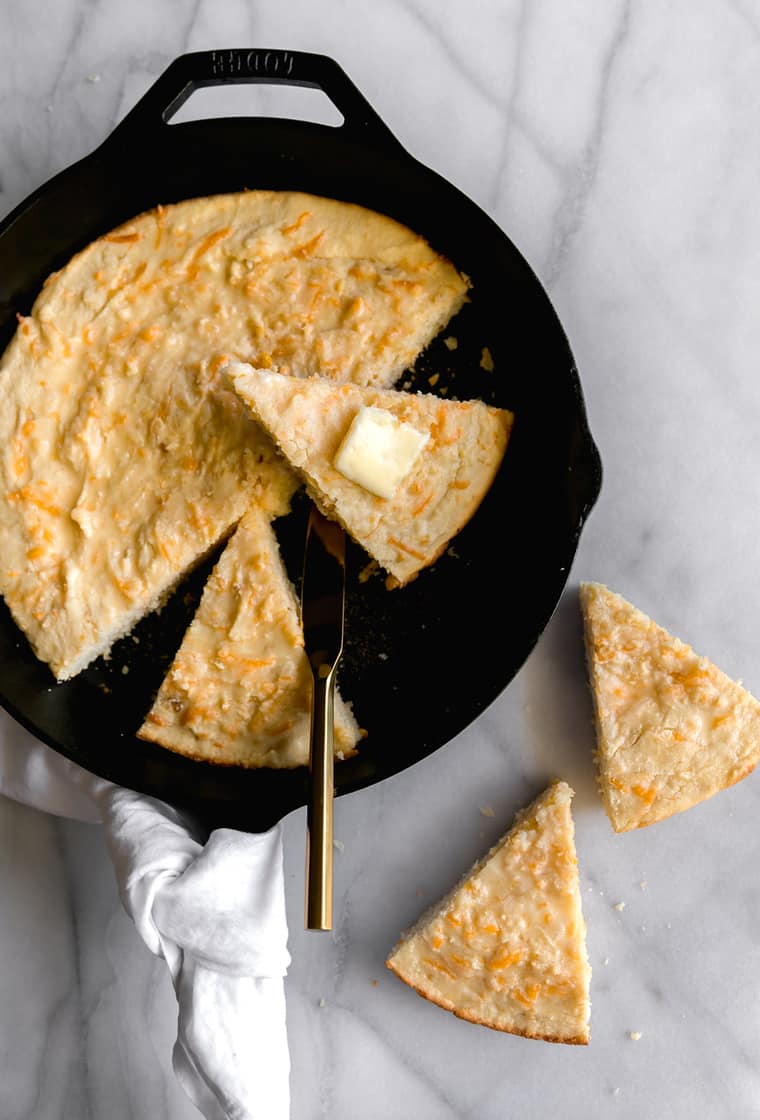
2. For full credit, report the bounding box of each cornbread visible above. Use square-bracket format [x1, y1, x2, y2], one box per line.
[580, 581, 760, 831]
[227, 365, 513, 587]
[138, 505, 362, 767]
[0, 189, 468, 680]
[386, 781, 591, 1044]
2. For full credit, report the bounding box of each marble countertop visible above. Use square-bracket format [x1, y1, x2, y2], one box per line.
[3, 2, 760, 1118]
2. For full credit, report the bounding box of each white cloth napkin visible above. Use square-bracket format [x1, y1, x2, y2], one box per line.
[0, 708, 292, 1120]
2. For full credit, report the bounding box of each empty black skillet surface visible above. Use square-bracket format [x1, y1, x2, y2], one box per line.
[0, 49, 602, 833]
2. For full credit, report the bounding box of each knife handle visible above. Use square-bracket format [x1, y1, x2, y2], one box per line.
[305, 668, 335, 931]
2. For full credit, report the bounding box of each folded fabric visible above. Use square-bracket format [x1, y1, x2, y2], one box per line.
[0, 709, 292, 1120]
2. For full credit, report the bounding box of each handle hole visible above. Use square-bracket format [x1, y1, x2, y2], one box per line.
[168, 83, 344, 127]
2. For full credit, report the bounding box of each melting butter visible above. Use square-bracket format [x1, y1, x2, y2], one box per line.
[333, 405, 429, 499]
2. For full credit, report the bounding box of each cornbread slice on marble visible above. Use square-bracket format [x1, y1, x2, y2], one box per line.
[138, 505, 363, 767]
[386, 781, 591, 1044]
[227, 365, 513, 588]
[580, 581, 760, 832]
[0, 189, 468, 680]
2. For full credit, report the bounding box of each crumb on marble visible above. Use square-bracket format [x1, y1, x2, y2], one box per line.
[614, 901, 626, 912]
[479, 805, 495, 818]
[629, 1031, 642, 1041]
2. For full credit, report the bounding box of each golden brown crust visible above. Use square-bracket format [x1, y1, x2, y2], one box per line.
[384, 962, 589, 1044]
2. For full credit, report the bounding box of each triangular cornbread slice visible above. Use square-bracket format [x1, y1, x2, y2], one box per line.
[386, 781, 591, 1044]
[580, 581, 760, 831]
[0, 190, 468, 679]
[227, 365, 513, 587]
[138, 505, 363, 767]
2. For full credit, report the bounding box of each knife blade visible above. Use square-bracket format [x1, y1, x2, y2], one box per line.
[300, 502, 346, 931]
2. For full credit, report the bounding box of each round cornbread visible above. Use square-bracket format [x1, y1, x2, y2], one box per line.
[0, 190, 468, 682]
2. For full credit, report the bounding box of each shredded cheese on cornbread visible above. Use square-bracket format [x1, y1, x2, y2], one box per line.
[138, 506, 362, 767]
[0, 189, 469, 680]
[580, 581, 760, 831]
[386, 781, 591, 1044]
[228, 366, 513, 588]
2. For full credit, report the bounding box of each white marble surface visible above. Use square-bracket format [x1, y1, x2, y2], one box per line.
[3, 1, 760, 1117]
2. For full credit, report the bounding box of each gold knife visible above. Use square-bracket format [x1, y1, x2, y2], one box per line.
[300, 503, 346, 931]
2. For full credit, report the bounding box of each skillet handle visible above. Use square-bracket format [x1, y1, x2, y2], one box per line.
[110, 48, 407, 154]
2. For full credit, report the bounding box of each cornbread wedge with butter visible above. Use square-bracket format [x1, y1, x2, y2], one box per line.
[138, 505, 363, 767]
[227, 365, 513, 587]
[386, 781, 591, 1044]
[580, 581, 760, 832]
[0, 189, 468, 680]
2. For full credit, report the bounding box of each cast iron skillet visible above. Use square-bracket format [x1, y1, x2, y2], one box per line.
[0, 49, 602, 832]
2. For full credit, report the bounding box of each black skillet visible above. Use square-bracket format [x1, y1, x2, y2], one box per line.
[0, 49, 602, 833]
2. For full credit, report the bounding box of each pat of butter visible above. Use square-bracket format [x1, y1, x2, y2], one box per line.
[333, 406, 429, 499]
